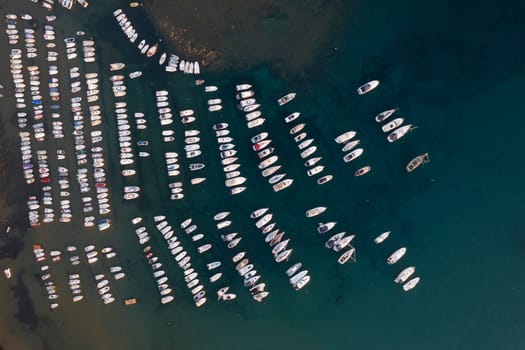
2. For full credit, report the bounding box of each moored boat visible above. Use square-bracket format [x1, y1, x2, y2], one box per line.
[317, 221, 336, 234]
[387, 247, 407, 265]
[375, 108, 397, 123]
[387, 124, 416, 142]
[374, 231, 390, 244]
[317, 174, 333, 185]
[338, 248, 356, 264]
[251, 208, 268, 219]
[406, 153, 430, 172]
[402, 277, 420, 291]
[395, 266, 416, 284]
[305, 206, 327, 218]
[272, 179, 293, 192]
[356, 80, 380, 95]
[382, 117, 404, 132]
[354, 165, 371, 177]
[335, 131, 356, 144]
[277, 92, 296, 106]
[343, 148, 364, 163]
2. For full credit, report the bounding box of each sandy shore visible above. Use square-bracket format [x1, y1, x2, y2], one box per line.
[144, 0, 346, 76]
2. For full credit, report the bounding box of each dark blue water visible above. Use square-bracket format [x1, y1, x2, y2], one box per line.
[1, 0, 525, 349]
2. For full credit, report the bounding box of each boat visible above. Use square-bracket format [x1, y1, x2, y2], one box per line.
[198, 244, 212, 254]
[387, 124, 416, 142]
[275, 249, 292, 263]
[293, 275, 311, 291]
[253, 291, 270, 302]
[191, 178, 206, 185]
[307, 165, 324, 177]
[402, 277, 420, 291]
[395, 266, 416, 284]
[225, 177, 247, 187]
[300, 146, 317, 159]
[305, 207, 327, 218]
[335, 131, 356, 144]
[247, 118, 265, 129]
[325, 232, 346, 249]
[253, 139, 271, 151]
[387, 247, 407, 265]
[227, 237, 242, 249]
[250, 208, 268, 219]
[214, 212, 230, 221]
[269, 174, 285, 185]
[124, 193, 139, 200]
[356, 80, 380, 95]
[285, 112, 300, 123]
[272, 239, 290, 256]
[261, 165, 281, 177]
[354, 166, 372, 177]
[374, 231, 390, 244]
[382, 117, 404, 132]
[286, 263, 302, 277]
[3, 268, 12, 279]
[258, 156, 278, 170]
[277, 92, 296, 106]
[317, 222, 336, 234]
[213, 123, 229, 131]
[189, 163, 205, 171]
[258, 147, 274, 159]
[317, 175, 333, 185]
[304, 157, 322, 167]
[251, 132, 268, 144]
[342, 140, 360, 152]
[236, 84, 252, 91]
[333, 235, 355, 252]
[216, 220, 232, 230]
[406, 153, 430, 172]
[294, 132, 307, 142]
[290, 123, 306, 135]
[338, 248, 356, 264]
[146, 43, 158, 57]
[255, 214, 272, 229]
[343, 148, 364, 163]
[110, 62, 125, 71]
[375, 108, 397, 123]
[159, 52, 167, 65]
[272, 179, 293, 192]
[243, 103, 260, 112]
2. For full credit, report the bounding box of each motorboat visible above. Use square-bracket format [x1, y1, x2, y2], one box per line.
[247, 118, 265, 129]
[214, 211, 230, 221]
[305, 206, 327, 218]
[374, 231, 390, 244]
[333, 235, 355, 252]
[268, 173, 285, 185]
[146, 43, 159, 57]
[335, 131, 356, 144]
[225, 177, 247, 187]
[272, 179, 293, 192]
[286, 263, 302, 277]
[356, 80, 380, 95]
[304, 157, 322, 167]
[342, 140, 360, 152]
[277, 92, 296, 106]
[375, 108, 397, 123]
[402, 277, 420, 291]
[253, 139, 271, 151]
[338, 248, 356, 264]
[261, 165, 281, 177]
[354, 166, 372, 177]
[325, 232, 346, 249]
[251, 132, 268, 144]
[285, 112, 300, 123]
[294, 132, 307, 142]
[387, 124, 416, 142]
[255, 214, 272, 229]
[395, 266, 416, 284]
[251, 208, 269, 219]
[258, 147, 275, 159]
[300, 146, 317, 159]
[343, 148, 364, 163]
[382, 117, 404, 132]
[406, 153, 430, 172]
[258, 156, 278, 170]
[387, 247, 407, 265]
[297, 138, 314, 150]
[317, 222, 336, 234]
[216, 220, 232, 230]
[307, 165, 324, 177]
[317, 175, 333, 185]
[290, 123, 306, 135]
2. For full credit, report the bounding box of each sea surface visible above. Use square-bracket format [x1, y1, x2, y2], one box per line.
[1, 0, 525, 349]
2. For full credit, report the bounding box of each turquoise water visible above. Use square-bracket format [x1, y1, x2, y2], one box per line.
[1, 0, 525, 349]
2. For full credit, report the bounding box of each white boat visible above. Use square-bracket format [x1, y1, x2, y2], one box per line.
[250, 208, 269, 219]
[317, 174, 333, 185]
[198, 244, 212, 254]
[387, 247, 407, 265]
[216, 220, 232, 230]
[402, 277, 420, 291]
[272, 179, 293, 192]
[374, 231, 390, 244]
[343, 148, 364, 163]
[258, 156, 278, 170]
[317, 222, 336, 234]
[247, 118, 265, 129]
[335, 131, 356, 144]
[342, 140, 360, 152]
[191, 177, 206, 185]
[236, 84, 252, 91]
[214, 211, 230, 221]
[333, 235, 355, 252]
[285, 112, 300, 123]
[304, 157, 322, 167]
[210, 273, 222, 283]
[300, 146, 317, 159]
[225, 177, 247, 187]
[239, 98, 256, 107]
[243, 103, 260, 112]
[275, 249, 292, 263]
[406, 153, 430, 172]
[258, 147, 274, 159]
[205, 85, 218, 92]
[277, 92, 296, 106]
[356, 80, 380, 95]
[338, 248, 356, 264]
[269, 173, 285, 185]
[256, 214, 272, 229]
[354, 166, 372, 177]
[305, 206, 327, 218]
[3, 268, 12, 279]
[227, 237, 242, 249]
[293, 275, 311, 291]
[251, 132, 268, 144]
[375, 108, 397, 123]
[325, 232, 346, 249]
[272, 239, 290, 256]
[307, 165, 324, 177]
[382, 117, 404, 132]
[290, 123, 306, 135]
[294, 132, 307, 142]
[395, 266, 416, 284]
[286, 263, 302, 277]
[245, 111, 262, 121]
[224, 164, 241, 172]
[262, 165, 281, 177]
[387, 124, 415, 142]
[213, 123, 229, 131]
